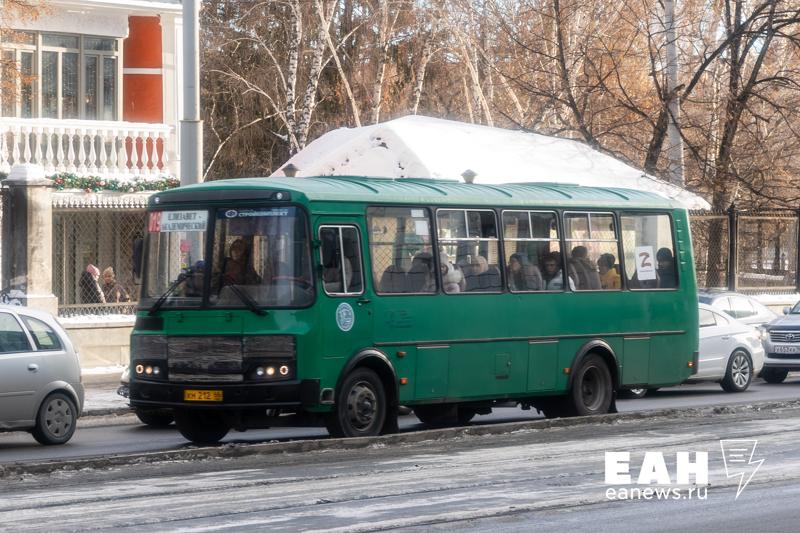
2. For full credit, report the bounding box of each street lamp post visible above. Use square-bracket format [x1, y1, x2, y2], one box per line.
[180, 0, 203, 186]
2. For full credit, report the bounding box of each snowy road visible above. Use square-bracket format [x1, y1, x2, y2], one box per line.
[1, 403, 798, 531]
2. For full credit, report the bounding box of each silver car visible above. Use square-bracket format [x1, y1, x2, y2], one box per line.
[761, 302, 800, 383]
[691, 303, 765, 392]
[0, 305, 84, 444]
[697, 290, 777, 327]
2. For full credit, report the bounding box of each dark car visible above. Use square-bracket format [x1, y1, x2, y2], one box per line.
[761, 301, 800, 384]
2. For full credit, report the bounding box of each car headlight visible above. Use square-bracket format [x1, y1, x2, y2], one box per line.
[757, 326, 768, 342]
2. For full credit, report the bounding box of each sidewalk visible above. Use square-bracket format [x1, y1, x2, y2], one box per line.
[80, 367, 130, 416]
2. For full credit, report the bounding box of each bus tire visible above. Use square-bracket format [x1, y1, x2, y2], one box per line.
[326, 368, 386, 438]
[174, 409, 229, 444]
[135, 407, 174, 427]
[569, 354, 613, 416]
[413, 404, 456, 427]
[457, 406, 478, 425]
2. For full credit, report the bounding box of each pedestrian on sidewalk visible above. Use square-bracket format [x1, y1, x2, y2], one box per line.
[102, 267, 130, 303]
[80, 264, 106, 304]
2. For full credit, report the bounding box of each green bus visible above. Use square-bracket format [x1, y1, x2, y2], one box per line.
[130, 176, 699, 443]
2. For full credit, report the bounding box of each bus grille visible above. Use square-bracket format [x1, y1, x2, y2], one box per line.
[769, 331, 800, 343]
[164, 335, 296, 383]
[168, 336, 243, 383]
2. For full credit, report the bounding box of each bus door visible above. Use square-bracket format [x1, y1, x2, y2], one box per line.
[316, 220, 373, 363]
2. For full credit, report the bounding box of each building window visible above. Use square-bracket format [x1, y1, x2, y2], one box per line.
[0, 31, 120, 120]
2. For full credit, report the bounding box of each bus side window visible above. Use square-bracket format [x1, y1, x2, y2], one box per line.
[620, 213, 678, 290]
[564, 212, 619, 291]
[438, 209, 502, 293]
[502, 210, 562, 292]
[319, 226, 364, 296]
[367, 207, 435, 294]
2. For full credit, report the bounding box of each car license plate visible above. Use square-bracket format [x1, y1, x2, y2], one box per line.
[774, 345, 800, 354]
[184, 389, 223, 402]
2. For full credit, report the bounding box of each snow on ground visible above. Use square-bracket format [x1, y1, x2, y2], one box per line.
[273, 115, 710, 209]
[58, 314, 135, 325]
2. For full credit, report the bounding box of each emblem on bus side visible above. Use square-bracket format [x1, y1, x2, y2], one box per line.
[336, 303, 355, 332]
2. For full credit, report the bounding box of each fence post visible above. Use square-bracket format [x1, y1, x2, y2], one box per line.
[728, 204, 738, 292]
[4, 164, 58, 314]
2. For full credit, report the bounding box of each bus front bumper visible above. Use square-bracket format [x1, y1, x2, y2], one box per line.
[129, 379, 320, 409]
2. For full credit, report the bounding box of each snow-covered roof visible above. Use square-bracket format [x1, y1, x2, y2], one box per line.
[273, 115, 710, 210]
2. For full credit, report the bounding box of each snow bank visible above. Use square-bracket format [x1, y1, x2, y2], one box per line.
[273, 115, 710, 209]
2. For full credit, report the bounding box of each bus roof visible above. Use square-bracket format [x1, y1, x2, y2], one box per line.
[153, 176, 684, 210]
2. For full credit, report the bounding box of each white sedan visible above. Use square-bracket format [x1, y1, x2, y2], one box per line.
[689, 303, 765, 392]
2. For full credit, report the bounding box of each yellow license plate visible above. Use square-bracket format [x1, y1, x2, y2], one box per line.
[183, 389, 223, 402]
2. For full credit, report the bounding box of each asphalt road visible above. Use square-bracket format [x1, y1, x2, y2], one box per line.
[1, 401, 798, 531]
[0, 377, 799, 465]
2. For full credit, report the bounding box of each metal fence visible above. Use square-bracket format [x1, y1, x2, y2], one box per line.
[690, 209, 799, 293]
[53, 208, 145, 316]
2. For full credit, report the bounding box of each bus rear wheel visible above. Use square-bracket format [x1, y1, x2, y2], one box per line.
[326, 368, 386, 438]
[569, 354, 613, 416]
[174, 409, 229, 444]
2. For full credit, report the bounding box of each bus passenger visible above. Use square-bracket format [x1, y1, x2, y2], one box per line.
[597, 253, 621, 290]
[379, 265, 407, 292]
[507, 253, 543, 291]
[440, 252, 464, 293]
[463, 255, 488, 291]
[407, 251, 435, 292]
[542, 252, 576, 290]
[569, 246, 601, 290]
[657, 248, 677, 288]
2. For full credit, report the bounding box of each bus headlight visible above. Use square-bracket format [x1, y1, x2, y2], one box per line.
[134, 362, 166, 380]
[250, 362, 293, 381]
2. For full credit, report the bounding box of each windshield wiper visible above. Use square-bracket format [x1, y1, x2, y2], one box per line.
[224, 283, 267, 316]
[148, 268, 194, 316]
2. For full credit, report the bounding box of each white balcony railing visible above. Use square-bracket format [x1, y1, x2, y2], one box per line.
[0, 118, 173, 178]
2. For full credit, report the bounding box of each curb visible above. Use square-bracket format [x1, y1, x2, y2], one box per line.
[3, 399, 799, 479]
[82, 406, 132, 418]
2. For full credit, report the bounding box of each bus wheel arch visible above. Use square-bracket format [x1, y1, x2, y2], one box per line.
[569, 340, 619, 392]
[330, 349, 398, 436]
[567, 341, 618, 416]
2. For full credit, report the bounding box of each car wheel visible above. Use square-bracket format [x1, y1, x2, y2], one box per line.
[760, 368, 789, 384]
[174, 410, 229, 444]
[618, 388, 648, 399]
[135, 407, 175, 427]
[32, 392, 78, 445]
[568, 354, 613, 416]
[721, 350, 753, 392]
[326, 368, 387, 438]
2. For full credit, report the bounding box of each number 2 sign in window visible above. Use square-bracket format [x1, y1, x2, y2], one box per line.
[621, 213, 677, 290]
[634, 245, 656, 281]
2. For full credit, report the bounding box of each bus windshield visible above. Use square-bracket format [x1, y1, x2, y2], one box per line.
[209, 206, 313, 308]
[141, 206, 313, 310]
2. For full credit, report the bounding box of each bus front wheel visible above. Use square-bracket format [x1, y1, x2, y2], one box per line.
[174, 409, 229, 444]
[569, 354, 613, 416]
[326, 368, 387, 438]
